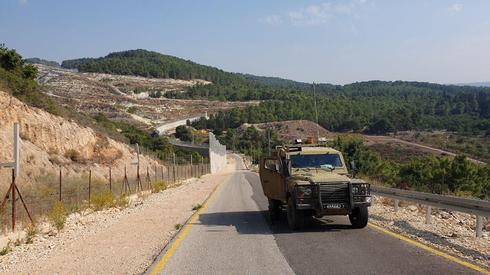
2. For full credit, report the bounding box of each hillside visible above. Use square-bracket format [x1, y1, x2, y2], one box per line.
[239, 120, 332, 142]
[61, 49, 242, 85]
[24, 57, 60, 67]
[35, 64, 253, 128]
[0, 89, 159, 188]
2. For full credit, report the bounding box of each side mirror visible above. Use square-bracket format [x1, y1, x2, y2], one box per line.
[350, 160, 357, 171]
[349, 161, 358, 177]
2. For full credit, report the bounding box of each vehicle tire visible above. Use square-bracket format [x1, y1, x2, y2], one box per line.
[349, 207, 368, 228]
[268, 199, 282, 217]
[287, 197, 304, 230]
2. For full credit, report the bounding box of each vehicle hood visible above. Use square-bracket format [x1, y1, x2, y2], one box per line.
[291, 169, 351, 183]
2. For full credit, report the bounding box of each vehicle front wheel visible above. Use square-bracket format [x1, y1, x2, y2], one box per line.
[287, 197, 304, 230]
[349, 207, 368, 228]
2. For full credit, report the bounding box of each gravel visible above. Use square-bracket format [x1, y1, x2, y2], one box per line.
[370, 196, 489, 269]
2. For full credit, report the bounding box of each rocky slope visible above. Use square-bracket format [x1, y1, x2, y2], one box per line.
[0, 90, 160, 189]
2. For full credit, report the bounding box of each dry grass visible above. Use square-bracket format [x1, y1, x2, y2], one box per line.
[91, 191, 115, 211]
[192, 203, 202, 211]
[0, 241, 11, 256]
[25, 224, 37, 244]
[47, 201, 67, 231]
[152, 180, 168, 193]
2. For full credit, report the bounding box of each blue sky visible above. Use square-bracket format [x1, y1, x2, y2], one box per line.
[1, 0, 489, 85]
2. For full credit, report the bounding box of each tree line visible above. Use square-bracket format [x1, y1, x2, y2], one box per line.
[332, 136, 490, 200]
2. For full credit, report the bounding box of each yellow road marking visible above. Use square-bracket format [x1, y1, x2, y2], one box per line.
[368, 223, 489, 274]
[149, 179, 226, 275]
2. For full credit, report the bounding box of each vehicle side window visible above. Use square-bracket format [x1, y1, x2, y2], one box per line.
[264, 159, 280, 172]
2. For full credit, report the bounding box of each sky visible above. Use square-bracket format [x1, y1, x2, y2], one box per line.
[1, 0, 490, 85]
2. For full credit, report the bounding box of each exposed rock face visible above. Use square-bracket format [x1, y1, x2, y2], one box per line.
[0, 90, 162, 189]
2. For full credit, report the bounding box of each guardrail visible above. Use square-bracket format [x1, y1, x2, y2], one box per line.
[371, 186, 490, 237]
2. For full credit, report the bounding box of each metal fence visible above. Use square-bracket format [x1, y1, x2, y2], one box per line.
[0, 160, 210, 233]
[372, 186, 490, 237]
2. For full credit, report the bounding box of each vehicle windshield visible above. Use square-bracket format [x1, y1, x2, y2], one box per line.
[290, 154, 343, 169]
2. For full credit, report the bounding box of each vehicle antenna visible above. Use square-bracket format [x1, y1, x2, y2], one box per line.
[313, 82, 320, 142]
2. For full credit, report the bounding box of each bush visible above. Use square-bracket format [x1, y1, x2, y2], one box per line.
[91, 191, 114, 211]
[152, 180, 168, 193]
[25, 224, 38, 244]
[0, 242, 11, 256]
[116, 195, 129, 208]
[192, 203, 202, 211]
[47, 201, 67, 231]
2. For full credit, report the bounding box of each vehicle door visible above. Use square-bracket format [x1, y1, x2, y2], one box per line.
[259, 157, 286, 201]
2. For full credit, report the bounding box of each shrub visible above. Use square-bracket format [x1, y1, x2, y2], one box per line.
[192, 203, 202, 211]
[115, 195, 129, 209]
[174, 223, 182, 230]
[47, 201, 67, 231]
[91, 191, 114, 211]
[25, 224, 38, 244]
[0, 242, 11, 256]
[152, 181, 168, 193]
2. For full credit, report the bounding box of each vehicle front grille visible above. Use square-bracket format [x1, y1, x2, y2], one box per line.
[319, 183, 349, 205]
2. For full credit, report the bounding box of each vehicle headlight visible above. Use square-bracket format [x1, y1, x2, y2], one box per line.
[296, 185, 314, 198]
[352, 183, 370, 195]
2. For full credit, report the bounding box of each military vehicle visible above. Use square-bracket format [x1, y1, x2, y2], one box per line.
[259, 144, 372, 230]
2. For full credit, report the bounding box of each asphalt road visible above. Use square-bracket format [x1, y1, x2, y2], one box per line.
[150, 156, 481, 275]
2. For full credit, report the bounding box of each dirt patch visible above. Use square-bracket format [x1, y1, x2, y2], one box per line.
[36, 64, 257, 128]
[240, 120, 332, 142]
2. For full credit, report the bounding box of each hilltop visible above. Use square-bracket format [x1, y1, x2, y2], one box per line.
[61, 49, 241, 85]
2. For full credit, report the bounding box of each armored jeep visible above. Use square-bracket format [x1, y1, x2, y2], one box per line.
[259, 145, 372, 230]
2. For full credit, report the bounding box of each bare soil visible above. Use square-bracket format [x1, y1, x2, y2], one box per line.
[36, 65, 257, 128]
[240, 120, 332, 142]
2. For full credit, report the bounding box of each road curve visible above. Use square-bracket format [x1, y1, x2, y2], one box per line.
[148, 156, 482, 275]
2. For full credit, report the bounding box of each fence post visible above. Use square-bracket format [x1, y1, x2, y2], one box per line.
[425, 206, 432, 224]
[154, 165, 157, 182]
[109, 167, 112, 192]
[12, 169, 16, 231]
[190, 155, 193, 178]
[476, 216, 483, 237]
[173, 153, 176, 183]
[88, 169, 92, 206]
[59, 167, 62, 202]
[394, 199, 399, 212]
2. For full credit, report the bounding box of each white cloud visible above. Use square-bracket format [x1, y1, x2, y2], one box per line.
[448, 3, 463, 13]
[264, 15, 283, 26]
[287, 0, 367, 26]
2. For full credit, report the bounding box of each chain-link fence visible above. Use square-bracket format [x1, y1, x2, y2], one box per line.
[0, 159, 210, 233]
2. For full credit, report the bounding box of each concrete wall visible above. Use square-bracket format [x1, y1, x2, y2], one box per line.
[208, 133, 226, 174]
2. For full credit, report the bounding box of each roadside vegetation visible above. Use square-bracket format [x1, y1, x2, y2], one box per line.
[331, 136, 490, 200]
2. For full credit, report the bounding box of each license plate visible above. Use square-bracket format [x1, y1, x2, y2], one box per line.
[324, 203, 344, 209]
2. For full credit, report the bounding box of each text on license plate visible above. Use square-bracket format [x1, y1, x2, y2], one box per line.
[324, 203, 344, 209]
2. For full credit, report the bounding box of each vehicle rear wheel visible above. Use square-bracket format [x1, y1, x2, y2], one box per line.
[349, 207, 368, 228]
[268, 199, 282, 217]
[287, 197, 304, 230]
